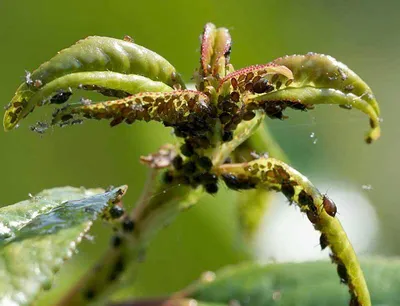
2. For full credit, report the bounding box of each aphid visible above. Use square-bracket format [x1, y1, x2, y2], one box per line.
[197, 173, 218, 184]
[180, 142, 194, 157]
[172, 155, 183, 170]
[306, 209, 318, 224]
[242, 111, 255, 121]
[319, 233, 329, 250]
[350, 296, 361, 306]
[298, 190, 314, 209]
[111, 235, 123, 248]
[337, 263, 349, 284]
[271, 74, 279, 83]
[109, 205, 124, 219]
[222, 131, 233, 142]
[281, 183, 295, 201]
[322, 195, 337, 217]
[110, 117, 124, 127]
[197, 156, 213, 171]
[122, 218, 135, 232]
[230, 91, 240, 102]
[205, 183, 218, 194]
[222, 174, 257, 190]
[182, 161, 197, 175]
[162, 171, 174, 184]
[61, 114, 73, 122]
[219, 112, 231, 124]
[252, 78, 270, 94]
[33, 79, 43, 88]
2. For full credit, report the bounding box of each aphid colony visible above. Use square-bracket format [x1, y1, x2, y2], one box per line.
[3, 22, 381, 306]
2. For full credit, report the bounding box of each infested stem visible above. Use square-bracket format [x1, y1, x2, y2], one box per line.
[57, 170, 204, 306]
[216, 158, 371, 306]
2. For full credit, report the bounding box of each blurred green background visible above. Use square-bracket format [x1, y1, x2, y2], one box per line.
[0, 0, 398, 303]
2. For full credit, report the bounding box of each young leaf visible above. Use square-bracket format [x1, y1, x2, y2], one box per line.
[200, 23, 232, 77]
[4, 36, 185, 131]
[0, 185, 127, 306]
[50, 90, 210, 129]
[242, 53, 381, 143]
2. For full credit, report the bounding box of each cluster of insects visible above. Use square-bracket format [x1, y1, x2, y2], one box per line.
[4, 23, 381, 306]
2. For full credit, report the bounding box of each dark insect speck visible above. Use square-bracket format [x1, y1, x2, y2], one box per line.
[222, 174, 256, 190]
[198, 156, 213, 171]
[182, 161, 196, 174]
[205, 183, 218, 194]
[61, 114, 73, 122]
[337, 264, 349, 284]
[298, 190, 314, 208]
[180, 142, 194, 157]
[111, 235, 123, 248]
[50, 91, 72, 104]
[172, 155, 183, 170]
[109, 205, 124, 219]
[222, 131, 233, 142]
[281, 183, 295, 201]
[122, 219, 135, 232]
[319, 233, 329, 250]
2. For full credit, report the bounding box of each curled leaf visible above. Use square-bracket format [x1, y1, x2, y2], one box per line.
[50, 90, 211, 129]
[243, 53, 381, 143]
[217, 64, 293, 97]
[4, 36, 184, 130]
[216, 157, 371, 306]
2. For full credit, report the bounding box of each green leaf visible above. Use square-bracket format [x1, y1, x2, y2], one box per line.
[184, 259, 400, 306]
[0, 185, 127, 306]
[50, 90, 211, 129]
[200, 23, 232, 77]
[4, 36, 185, 131]
[248, 53, 381, 143]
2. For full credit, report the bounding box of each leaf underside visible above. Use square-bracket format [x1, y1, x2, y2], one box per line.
[0, 185, 127, 306]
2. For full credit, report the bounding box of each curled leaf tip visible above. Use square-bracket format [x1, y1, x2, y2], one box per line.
[200, 23, 232, 78]
[239, 53, 381, 143]
[3, 36, 184, 131]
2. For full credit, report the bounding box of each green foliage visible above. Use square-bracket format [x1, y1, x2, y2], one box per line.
[187, 259, 400, 306]
[0, 186, 126, 306]
[1, 22, 383, 306]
